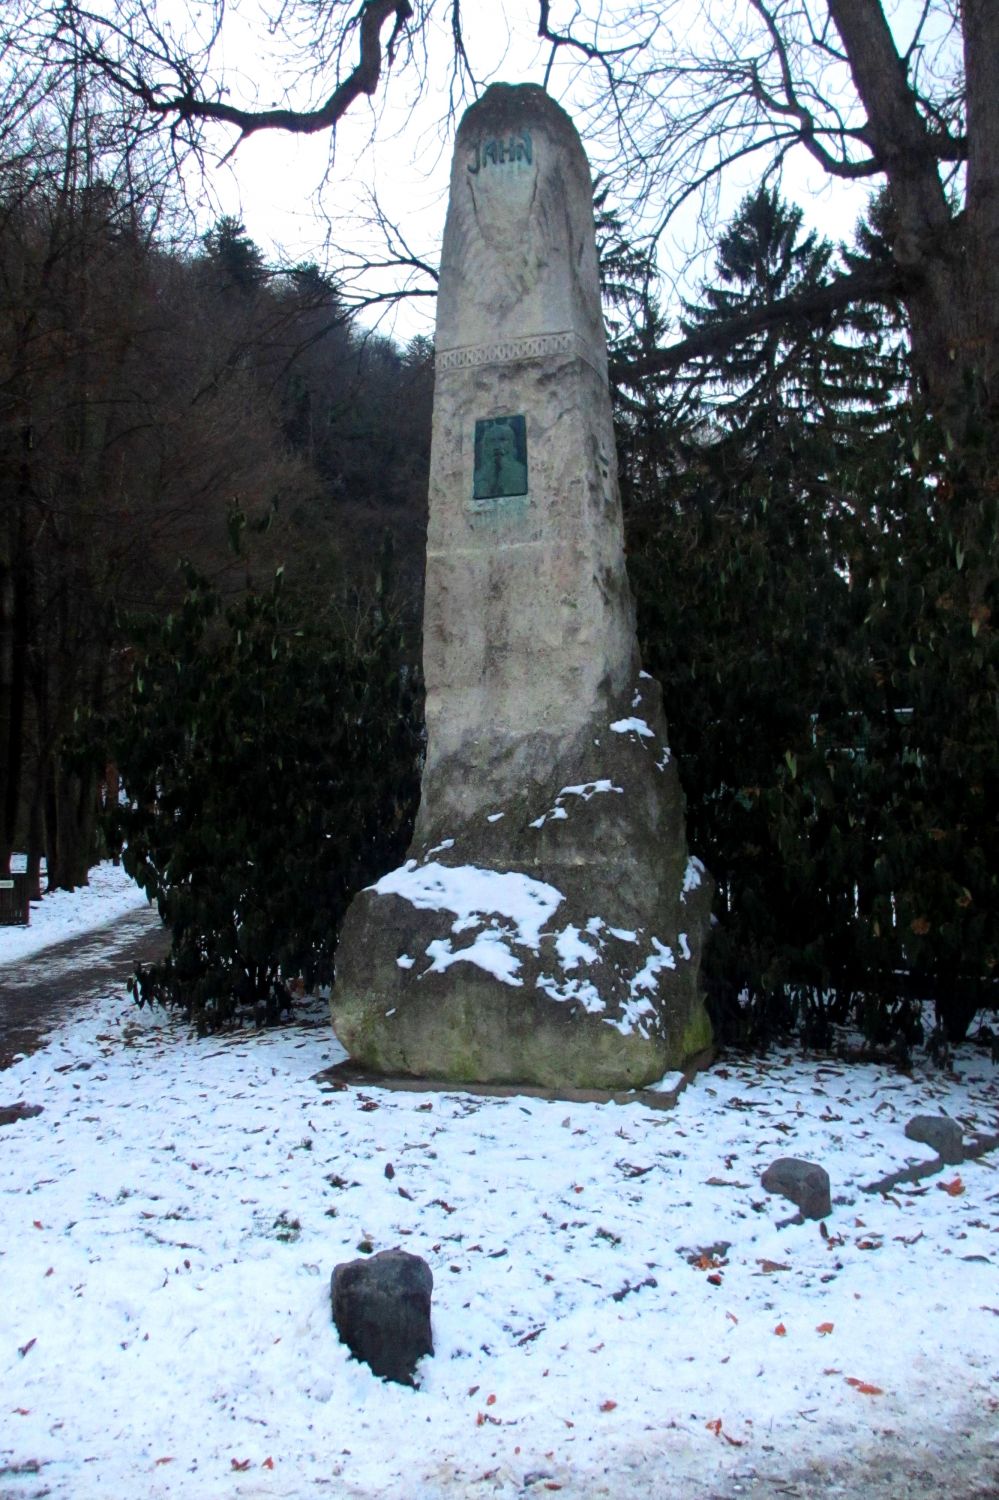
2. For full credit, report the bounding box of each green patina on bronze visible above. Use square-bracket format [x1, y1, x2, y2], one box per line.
[467, 130, 533, 175]
[473, 415, 528, 500]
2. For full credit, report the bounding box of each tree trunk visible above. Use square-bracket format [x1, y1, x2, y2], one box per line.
[829, 0, 999, 424]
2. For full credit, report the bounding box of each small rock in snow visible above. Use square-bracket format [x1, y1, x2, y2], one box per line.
[761, 1157, 832, 1220]
[904, 1114, 964, 1165]
[331, 1249, 433, 1387]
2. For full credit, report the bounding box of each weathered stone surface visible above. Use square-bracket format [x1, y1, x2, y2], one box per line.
[419, 83, 635, 832]
[336, 674, 712, 1088]
[904, 1114, 964, 1164]
[331, 1249, 433, 1386]
[332, 83, 712, 1090]
[761, 1157, 832, 1220]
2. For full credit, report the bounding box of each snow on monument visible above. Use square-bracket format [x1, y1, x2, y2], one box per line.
[332, 84, 712, 1088]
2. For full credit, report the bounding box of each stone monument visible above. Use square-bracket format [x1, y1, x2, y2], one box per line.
[332, 83, 712, 1089]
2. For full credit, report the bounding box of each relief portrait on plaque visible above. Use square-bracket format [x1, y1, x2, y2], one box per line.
[472, 415, 528, 500]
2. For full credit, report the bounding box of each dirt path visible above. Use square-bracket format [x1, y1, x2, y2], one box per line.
[0, 905, 166, 1067]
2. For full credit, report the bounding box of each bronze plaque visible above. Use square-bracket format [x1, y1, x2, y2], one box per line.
[473, 415, 528, 501]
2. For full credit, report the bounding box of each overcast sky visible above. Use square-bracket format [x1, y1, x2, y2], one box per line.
[196, 1, 880, 345]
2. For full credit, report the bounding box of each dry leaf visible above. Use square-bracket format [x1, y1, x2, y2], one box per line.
[262, 1458, 274, 1470]
[756, 1259, 790, 1274]
[486, 1394, 497, 1406]
[940, 1177, 965, 1196]
[231, 1459, 252, 1472]
[599, 1400, 617, 1412]
[816, 1322, 835, 1336]
[154, 1457, 174, 1467]
[774, 1323, 787, 1337]
[845, 1377, 884, 1396]
[726, 1311, 739, 1325]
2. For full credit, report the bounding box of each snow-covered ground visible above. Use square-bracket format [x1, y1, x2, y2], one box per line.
[1, 872, 998, 1498]
[1, 858, 150, 965]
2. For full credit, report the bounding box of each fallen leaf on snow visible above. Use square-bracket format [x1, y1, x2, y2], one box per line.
[816, 1322, 835, 1335]
[705, 1419, 744, 1447]
[939, 1177, 965, 1196]
[774, 1323, 787, 1337]
[845, 1377, 884, 1396]
[599, 1401, 617, 1412]
[231, 1458, 252, 1471]
[756, 1259, 791, 1274]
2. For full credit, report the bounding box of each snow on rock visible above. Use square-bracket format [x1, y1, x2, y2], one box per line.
[554, 924, 602, 971]
[630, 937, 677, 994]
[529, 779, 623, 830]
[609, 716, 655, 738]
[425, 931, 525, 987]
[372, 861, 563, 951]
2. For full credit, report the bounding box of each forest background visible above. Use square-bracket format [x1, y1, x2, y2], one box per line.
[1, 0, 995, 1054]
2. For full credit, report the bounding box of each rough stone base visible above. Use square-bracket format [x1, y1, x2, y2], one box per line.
[332, 675, 712, 1091]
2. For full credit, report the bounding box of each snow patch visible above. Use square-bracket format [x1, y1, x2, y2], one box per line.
[426, 837, 455, 857]
[629, 937, 676, 996]
[425, 932, 523, 987]
[372, 861, 563, 952]
[610, 716, 654, 738]
[535, 972, 605, 1014]
[529, 779, 623, 829]
[554, 924, 602, 971]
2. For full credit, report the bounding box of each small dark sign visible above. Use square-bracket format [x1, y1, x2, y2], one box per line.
[473, 415, 528, 501]
[0, 872, 29, 925]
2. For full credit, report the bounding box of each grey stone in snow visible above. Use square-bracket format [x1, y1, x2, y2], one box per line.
[331, 1249, 433, 1386]
[904, 1114, 964, 1165]
[761, 1157, 832, 1220]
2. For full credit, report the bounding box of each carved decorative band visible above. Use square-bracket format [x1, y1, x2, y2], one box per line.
[436, 330, 605, 375]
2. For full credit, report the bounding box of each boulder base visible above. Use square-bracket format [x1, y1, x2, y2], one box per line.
[333, 675, 712, 1090]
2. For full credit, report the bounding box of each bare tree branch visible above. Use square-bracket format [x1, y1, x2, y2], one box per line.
[70, 0, 415, 144]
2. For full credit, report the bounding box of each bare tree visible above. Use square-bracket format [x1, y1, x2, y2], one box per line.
[14, 2, 989, 425]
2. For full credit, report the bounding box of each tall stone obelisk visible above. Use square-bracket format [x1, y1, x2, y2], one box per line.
[332, 85, 712, 1089]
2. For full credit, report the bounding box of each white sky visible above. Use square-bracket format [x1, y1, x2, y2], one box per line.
[191, 0, 878, 345]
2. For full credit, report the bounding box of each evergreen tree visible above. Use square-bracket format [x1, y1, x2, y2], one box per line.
[627, 188, 918, 1047]
[103, 542, 423, 1033]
